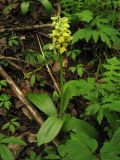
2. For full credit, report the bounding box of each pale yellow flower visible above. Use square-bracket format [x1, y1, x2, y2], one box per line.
[49, 16, 72, 54]
[58, 36, 65, 43]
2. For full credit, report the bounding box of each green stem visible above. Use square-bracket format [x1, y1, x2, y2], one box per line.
[59, 53, 64, 96]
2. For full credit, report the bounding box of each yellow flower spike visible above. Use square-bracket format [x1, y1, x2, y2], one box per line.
[49, 16, 72, 54]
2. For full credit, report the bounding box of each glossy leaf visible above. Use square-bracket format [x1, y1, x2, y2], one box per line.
[37, 116, 63, 146]
[27, 93, 57, 116]
[60, 80, 82, 114]
[0, 144, 14, 160]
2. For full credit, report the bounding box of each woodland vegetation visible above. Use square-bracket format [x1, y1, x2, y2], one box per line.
[0, 0, 120, 160]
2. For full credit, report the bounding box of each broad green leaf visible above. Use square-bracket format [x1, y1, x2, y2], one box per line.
[38, 0, 52, 14]
[37, 116, 63, 146]
[27, 93, 57, 116]
[0, 144, 14, 160]
[60, 80, 83, 114]
[21, 1, 30, 14]
[63, 117, 98, 139]
[60, 87, 72, 114]
[60, 86, 80, 114]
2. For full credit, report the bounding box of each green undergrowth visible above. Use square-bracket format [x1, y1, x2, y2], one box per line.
[0, 0, 120, 160]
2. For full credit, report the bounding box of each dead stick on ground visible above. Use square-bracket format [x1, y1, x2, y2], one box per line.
[0, 24, 51, 33]
[0, 66, 43, 125]
[36, 33, 60, 94]
[0, 55, 25, 62]
[0, 66, 58, 147]
[7, 60, 25, 74]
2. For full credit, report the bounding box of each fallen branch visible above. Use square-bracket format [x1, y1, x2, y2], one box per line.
[0, 55, 25, 62]
[0, 24, 51, 33]
[0, 66, 59, 147]
[0, 66, 43, 125]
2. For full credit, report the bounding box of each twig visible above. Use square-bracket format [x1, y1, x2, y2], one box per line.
[0, 66, 59, 147]
[0, 24, 51, 33]
[37, 31, 50, 38]
[0, 55, 25, 62]
[7, 60, 25, 73]
[36, 33, 60, 94]
[0, 66, 43, 125]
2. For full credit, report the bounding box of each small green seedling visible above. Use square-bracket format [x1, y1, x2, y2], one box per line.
[0, 93, 11, 110]
[2, 118, 20, 133]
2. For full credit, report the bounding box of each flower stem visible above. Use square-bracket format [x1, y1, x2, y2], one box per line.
[59, 53, 64, 96]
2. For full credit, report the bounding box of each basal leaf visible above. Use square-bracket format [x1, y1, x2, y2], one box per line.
[37, 116, 63, 146]
[27, 93, 57, 116]
[0, 144, 14, 160]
